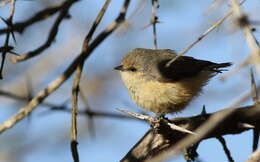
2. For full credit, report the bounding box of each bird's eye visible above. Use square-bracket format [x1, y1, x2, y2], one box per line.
[128, 67, 137, 72]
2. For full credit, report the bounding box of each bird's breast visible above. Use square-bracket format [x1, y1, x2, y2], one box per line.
[120, 71, 198, 113]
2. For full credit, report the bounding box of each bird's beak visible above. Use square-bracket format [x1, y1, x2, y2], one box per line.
[114, 65, 124, 71]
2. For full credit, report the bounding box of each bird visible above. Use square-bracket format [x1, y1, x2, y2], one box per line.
[114, 48, 231, 116]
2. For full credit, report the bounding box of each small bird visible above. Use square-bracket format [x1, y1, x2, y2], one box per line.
[114, 48, 231, 115]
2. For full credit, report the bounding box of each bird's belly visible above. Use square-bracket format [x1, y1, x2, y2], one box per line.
[128, 81, 194, 114]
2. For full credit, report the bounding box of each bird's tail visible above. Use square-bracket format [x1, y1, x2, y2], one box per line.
[208, 62, 232, 73]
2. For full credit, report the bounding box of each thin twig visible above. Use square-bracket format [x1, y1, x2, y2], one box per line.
[0, 89, 133, 120]
[252, 128, 259, 152]
[0, 0, 131, 134]
[227, 0, 260, 76]
[10, 0, 78, 63]
[166, 0, 246, 67]
[151, 0, 159, 49]
[0, 0, 77, 34]
[0, 0, 16, 79]
[216, 136, 235, 162]
[117, 108, 196, 135]
[71, 141, 79, 162]
[70, 1, 112, 161]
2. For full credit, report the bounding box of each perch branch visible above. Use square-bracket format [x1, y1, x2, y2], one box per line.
[121, 104, 260, 162]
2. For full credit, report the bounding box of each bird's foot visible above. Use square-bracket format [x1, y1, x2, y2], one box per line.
[155, 113, 169, 121]
[150, 113, 171, 134]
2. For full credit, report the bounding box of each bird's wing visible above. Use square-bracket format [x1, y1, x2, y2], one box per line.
[157, 56, 231, 82]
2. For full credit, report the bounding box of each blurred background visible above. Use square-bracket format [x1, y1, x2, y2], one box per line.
[0, 0, 260, 161]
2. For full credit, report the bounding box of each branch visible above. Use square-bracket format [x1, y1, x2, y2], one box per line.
[0, 0, 131, 134]
[150, 0, 159, 49]
[70, 0, 111, 161]
[0, 0, 77, 34]
[0, 89, 133, 120]
[216, 136, 234, 162]
[227, 0, 260, 76]
[0, 0, 17, 79]
[166, 0, 246, 67]
[117, 109, 196, 135]
[121, 104, 260, 162]
[10, 0, 78, 63]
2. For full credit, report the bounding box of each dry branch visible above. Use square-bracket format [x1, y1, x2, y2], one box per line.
[0, 0, 131, 134]
[10, 0, 78, 63]
[0, 0, 77, 34]
[227, 0, 260, 76]
[70, 0, 112, 161]
[166, 0, 246, 67]
[216, 136, 234, 162]
[150, 0, 159, 49]
[0, 0, 16, 79]
[0, 89, 133, 120]
[121, 104, 260, 162]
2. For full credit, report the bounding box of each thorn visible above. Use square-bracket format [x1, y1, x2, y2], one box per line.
[117, 108, 197, 135]
[201, 105, 207, 115]
[8, 51, 20, 56]
[238, 122, 255, 129]
[0, 16, 17, 43]
[0, 16, 8, 24]
[10, 29, 16, 44]
[142, 20, 163, 30]
[168, 122, 197, 135]
[116, 108, 151, 121]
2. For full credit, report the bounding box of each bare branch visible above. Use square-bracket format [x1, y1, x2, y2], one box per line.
[0, 0, 17, 79]
[70, 1, 112, 161]
[0, 0, 131, 134]
[216, 136, 234, 162]
[10, 0, 78, 63]
[151, 0, 159, 49]
[227, 0, 260, 76]
[121, 105, 260, 161]
[0, 0, 77, 34]
[117, 108, 196, 135]
[0, 89, 133, 120]
[166, 0, 246, 67]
